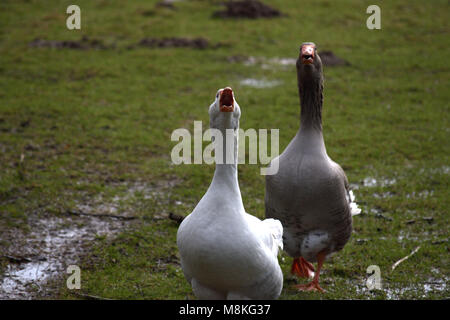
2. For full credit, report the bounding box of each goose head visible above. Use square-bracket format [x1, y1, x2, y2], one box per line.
[296, 42, 323, 89]
[209, 87, 241, 131]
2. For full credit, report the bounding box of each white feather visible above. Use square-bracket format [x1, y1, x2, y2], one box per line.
[348, 190, 361, 216]
[261, 218, 284, 254]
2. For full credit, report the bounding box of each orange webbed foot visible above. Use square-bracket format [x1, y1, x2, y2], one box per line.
[291, 257, 315, 279]
[294, 281, 325, 293]
[292, 251, 327, 293]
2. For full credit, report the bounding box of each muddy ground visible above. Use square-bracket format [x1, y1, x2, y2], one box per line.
[29, 36, 226, 51]
[0, 213, 131, 299]
[213, 0, 283, 19]
[0, 179, 178, 299]
[227, 51, 350, 67]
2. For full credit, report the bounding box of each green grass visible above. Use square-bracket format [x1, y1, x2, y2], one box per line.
[0, 0, 449, 299]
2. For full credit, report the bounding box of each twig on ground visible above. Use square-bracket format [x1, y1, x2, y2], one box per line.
[72, 292, 113, 300]
[1, 255, 32, 263]
[65, 210, 137, 220]
[391, 246, 421, 271]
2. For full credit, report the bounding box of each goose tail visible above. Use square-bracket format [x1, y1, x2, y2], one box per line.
[348, 190, 362, 216]
[262, 218, 284, 255]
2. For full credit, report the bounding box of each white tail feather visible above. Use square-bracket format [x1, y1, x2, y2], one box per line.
[261, 218, 284, 255]
[349, 190, 361, 216]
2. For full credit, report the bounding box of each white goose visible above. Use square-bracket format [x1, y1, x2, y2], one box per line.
[177, 87, 284, 300]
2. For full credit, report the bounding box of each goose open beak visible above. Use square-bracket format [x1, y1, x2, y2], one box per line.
[219, 87, 234, 112]
[301, 44, 315, 65]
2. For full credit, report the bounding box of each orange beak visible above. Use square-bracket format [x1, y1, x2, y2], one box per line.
[301, 44, 315, 65]
[219, 87, 234, 112]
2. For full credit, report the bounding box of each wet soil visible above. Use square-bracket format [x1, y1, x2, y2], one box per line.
[134, 37, 222, 50]
[213, 0, 283, 19]
[0, 179, 180, 299]
[29, 36, 113, 50]
[0, 213, 130, 299]
[29, 37, 225, 51]
[227, 51, 350, 68]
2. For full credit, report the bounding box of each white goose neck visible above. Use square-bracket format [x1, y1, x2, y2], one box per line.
[211, 126, 239, 190]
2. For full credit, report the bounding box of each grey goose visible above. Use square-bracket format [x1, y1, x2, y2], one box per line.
[265, 43, 361, 292]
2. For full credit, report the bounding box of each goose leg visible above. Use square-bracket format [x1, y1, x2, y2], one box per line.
[291, 257, 315, 278]
[294, 251, 326, 292]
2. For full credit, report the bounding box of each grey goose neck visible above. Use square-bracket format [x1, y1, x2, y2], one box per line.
[298, 70, 324, 133]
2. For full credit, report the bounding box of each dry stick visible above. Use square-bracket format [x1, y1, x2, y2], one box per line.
[66, 210, 137, 220]
[72, 292, 113, 300]
[1, 255, 32, 263]
[391, 246, 421, 272]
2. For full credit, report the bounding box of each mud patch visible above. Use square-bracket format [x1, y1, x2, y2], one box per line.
[213, 0, 283, 19]
[29, 36, 224, 51]
[74, 180, 173, 217]
[350, 176, 397, 190]
[354, 277, 449, 299]
[228, 55, 296, 70]
[240, 78, 282, 88]
[228, 52, 349, 69]
[155, 0, 179, 10]
[132, 37, 225, 50]
[0, 179, 180, 299]
[0, 215, 129, 299]
[373, 191, 396, 199]
[406, 190, 434, 199]
[29, 36, 113, 50]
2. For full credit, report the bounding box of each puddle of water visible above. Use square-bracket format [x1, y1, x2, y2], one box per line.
[0, 179, 181, 300]
[0, 215, 127, 299]
[397, 230, 422, 242]
[0, 179, 180, 299]
[431, 267, 440, 274]
[261, 57, 296, 70]
[4, 261, 50, 283]
[406, 190, 434, 199]
[240, 56, 258, 66]
[269, 57, 296, 66]
[423, 278, 448, 296]
[419, 166, 450, 175]
[355, 277, 449, 299]
[363, 177, 377, 187]
[75, 181, 164, 215]
[369, 207, 383, 214]
[233, 56, 296, 70]
[240, 78, 282, 88]
[351, 176, 397, 190]
[372, 191, 396, 199]
[364, 177, 397, 188]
